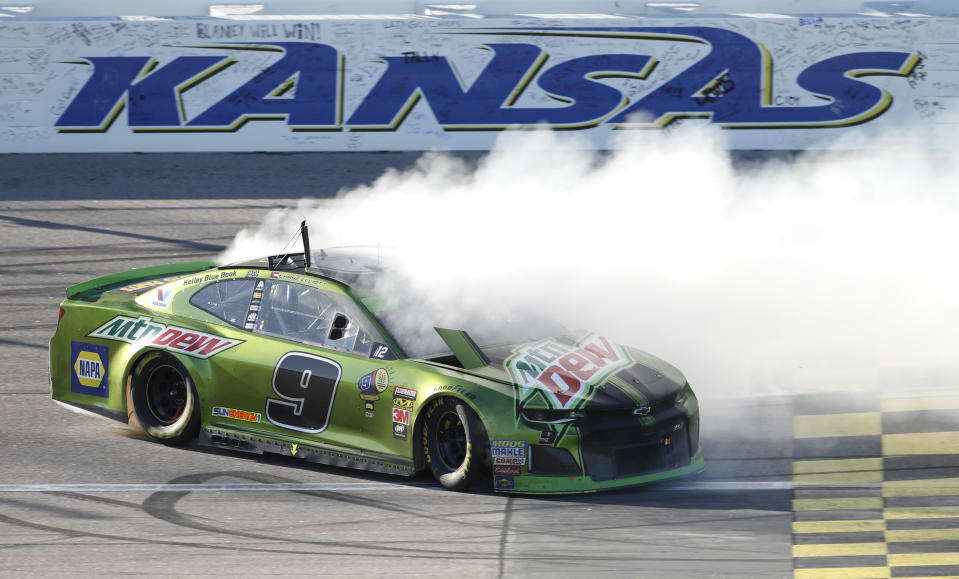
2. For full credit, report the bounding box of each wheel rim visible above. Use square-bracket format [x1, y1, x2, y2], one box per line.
[435, 410, 467, 470]
[145, 364, 188, 425]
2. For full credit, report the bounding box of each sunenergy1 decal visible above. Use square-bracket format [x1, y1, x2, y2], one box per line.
[505, 334, 632, 415]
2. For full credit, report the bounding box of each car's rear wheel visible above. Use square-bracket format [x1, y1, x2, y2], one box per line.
[130, 351, 200, 446]
[423, 398, 489, 492]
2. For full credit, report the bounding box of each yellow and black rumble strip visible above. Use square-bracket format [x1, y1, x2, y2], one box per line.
[792, 389, 959, 578]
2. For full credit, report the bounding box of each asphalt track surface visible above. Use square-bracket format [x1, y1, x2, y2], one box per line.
[0, 153, 956, 578]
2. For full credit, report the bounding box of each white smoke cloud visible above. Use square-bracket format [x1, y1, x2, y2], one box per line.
[220, 125, 959, 400]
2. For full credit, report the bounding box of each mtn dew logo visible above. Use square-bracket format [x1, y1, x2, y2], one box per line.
[89, 315, 242, 359]
[506, 334, 631, 409]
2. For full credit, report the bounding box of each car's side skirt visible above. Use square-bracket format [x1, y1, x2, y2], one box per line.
[200, 427, 416, 477]
[53, 399, 127, 423]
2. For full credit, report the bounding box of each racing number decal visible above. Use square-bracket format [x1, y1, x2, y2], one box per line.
[266, 353, 341, 433]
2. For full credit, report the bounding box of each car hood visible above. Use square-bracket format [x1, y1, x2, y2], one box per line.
[437, 332, 686, 409]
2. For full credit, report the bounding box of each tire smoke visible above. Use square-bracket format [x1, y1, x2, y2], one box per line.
[220, 126, 959, 399]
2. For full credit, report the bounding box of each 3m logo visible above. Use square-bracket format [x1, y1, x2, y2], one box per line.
[392, 407, 411, 426]
[70, 341, 109, 397]
[89, 316, 242, 359]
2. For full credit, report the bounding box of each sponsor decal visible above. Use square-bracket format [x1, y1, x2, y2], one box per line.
[114, 276, 182, 293]
[494, 465, 521, 476]
[506, 334, 630, 409]
[246, 270, 260, 278]
[182, 270, 238, 286]
[392, 397, 413, 409]
[538, 430, 559, 446]
[70, 341, 109, 397]
[358, 368, 389, 417]
[150, 287, 174, 311]
[269, 272, 325, 285]
[491, 439, 527, 466]
[88, 315, 243, 359]
[291, 443, 299, 456]
[56, 30, 917, 133]
[212, 406, 261, 423]
[244, 279, 266, 330]
[494, 475, 515, 491]
[393, 386, 417, 401]
[393, 422, 408, 441]
[392, 407, 411, 426]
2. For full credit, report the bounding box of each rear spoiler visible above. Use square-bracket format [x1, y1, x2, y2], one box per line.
[66, 261, 217, 299]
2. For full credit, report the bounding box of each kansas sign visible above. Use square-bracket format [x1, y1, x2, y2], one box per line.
[54, 26, 919, 134]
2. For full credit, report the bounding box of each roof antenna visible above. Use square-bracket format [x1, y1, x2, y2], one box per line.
[301, 220, 312, 269]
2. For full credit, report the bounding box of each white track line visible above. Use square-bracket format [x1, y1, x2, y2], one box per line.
[0, 482, 438, 492]
[0, 480, 890, 493]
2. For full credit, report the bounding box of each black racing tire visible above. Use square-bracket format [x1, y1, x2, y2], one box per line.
[422, 398, 490, 492]
[129, 351, 200, 446]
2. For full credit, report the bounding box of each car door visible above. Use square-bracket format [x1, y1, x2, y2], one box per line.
[189, 273, 410, 457]
[252, 277, 411, 454]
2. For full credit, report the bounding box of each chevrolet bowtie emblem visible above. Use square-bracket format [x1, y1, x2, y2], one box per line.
[633, 407, 651, 416]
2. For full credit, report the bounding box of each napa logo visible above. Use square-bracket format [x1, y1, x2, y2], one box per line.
[70, 341, 109, 397]
[53, 27, 919, 134]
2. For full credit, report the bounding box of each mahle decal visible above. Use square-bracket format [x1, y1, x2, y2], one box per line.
[491, 440, 527, 466]
[89, 315, 243, 358]
[506, 334, 630, 409]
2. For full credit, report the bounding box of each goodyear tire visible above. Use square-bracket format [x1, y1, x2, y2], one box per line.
[423, 398, 489, 492]
[129, 352, 200, 446]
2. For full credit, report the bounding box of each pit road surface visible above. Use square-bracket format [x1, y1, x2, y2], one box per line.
[0, 153, 954, 578]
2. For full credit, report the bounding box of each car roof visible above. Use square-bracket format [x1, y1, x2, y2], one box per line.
[227, 246, 389, 290]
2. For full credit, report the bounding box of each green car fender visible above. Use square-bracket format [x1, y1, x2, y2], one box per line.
[414, 377, 524, 462]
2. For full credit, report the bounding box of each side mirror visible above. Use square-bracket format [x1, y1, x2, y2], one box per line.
[328, 313, 350, 341]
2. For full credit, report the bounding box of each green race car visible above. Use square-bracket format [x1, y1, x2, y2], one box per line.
[50, 236, 703, 493]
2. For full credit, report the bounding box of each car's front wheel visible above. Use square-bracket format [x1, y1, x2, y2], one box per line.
[422, 398, 489, 492]
[129, 351, 200, 446]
